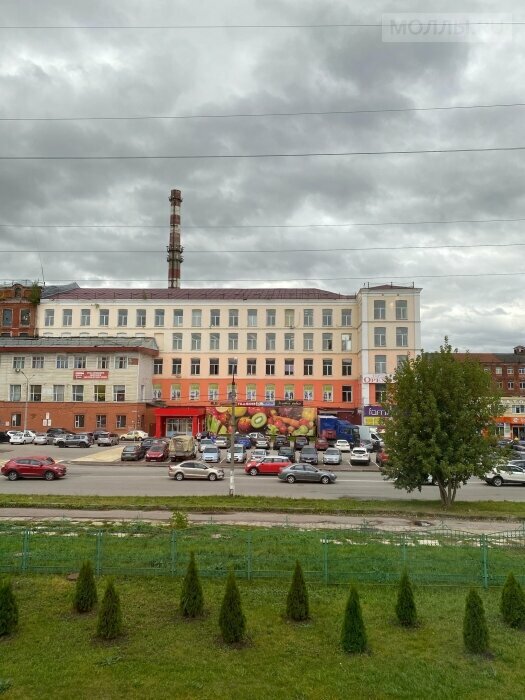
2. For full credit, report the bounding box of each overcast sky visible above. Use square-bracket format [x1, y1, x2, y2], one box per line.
[1, 1, 525, 353]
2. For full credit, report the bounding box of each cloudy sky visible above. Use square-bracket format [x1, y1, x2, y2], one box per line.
[1, 1, 525, 353]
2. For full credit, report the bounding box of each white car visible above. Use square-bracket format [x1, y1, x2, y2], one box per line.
[9, 430, 36, 444]
[350, 447, 371, 465]
[119, 430, 148, 441]
[33, 432, 49, 445]
[334, 439, 351, 453]
[485, 463, 525, 487]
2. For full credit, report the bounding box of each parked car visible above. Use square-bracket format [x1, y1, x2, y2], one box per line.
[485, 463, 525, 486]
[54, 433, 93, 448]
[202, 445, 221, 463]
[97, 432, 120, 446]
[323, 447, 342, 465]
[234, 434, 252, 450]
[299, 446, 319, 465]
[1, 456, 66, 481]
[248, 432, 266, 446]
[0, 431, 11, 443]
[46, 428, 70, 440]
[350, 447, 371, 465]
[33, 432, 49, 446]
[244, 455, 292, 476]
[360, 439, 375, 453]
[278, 463, 337, 485]
[121, 444, 147, 461]
[226, 445, 247, 463]
[168, 460, 225, 481]
[277, 446, 296, 463]
[294, 436, 309, 450]
[250, 448, 268, 462]
[255, 436, 270, 449]
[273, 435, 290, 449]
[145, 442, 170, 462]
[376, 450, 389, 468]
[168, 434, 197, 461]
[315, 437, 329, 451]
[9, 430, 36, 445]
[119, 430, 148, 441]
[215, 435, 230, 449]
[199, 438, 215, 453]
[334, 439, 351, 453]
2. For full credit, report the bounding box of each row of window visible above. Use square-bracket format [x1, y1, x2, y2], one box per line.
[162, 357, 354, 377]
[162, 383, 358, 403]
[9, 384, 127, 402]
[1, 308, 31, 326]
[9, 413, 129, 430]
[11, 355, 131, 370]
[43, 306, 356, 329]
[491, 367, 525, 375]
[497, 382, 525, 391]
[169, 331, 354, 352]
[373, 300, 408, 321]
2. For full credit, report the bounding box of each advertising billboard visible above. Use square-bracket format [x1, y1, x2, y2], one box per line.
[206, 404, 317, 438]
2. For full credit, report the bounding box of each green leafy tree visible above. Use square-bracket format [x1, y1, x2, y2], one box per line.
[96, 579, 122, 640]
[286, 560, 310, 622]
[341, 586, 368, 654]
[500, 572, 525, 628]
[219, 571, 246, 644]
[463, 588, 489, 654]
[0, 580, 18, 636]
[180, 552, 204, 618]
[73, 561, 98, 613]
[382, 339, 502, 506]
[395, 570, 417, 627]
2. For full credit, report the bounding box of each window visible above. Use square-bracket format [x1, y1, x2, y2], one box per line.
[75, 415, 85, 429]
[284, 359, 295, 376]
[303, 333, 313, 351]
[323, 385, 333, 401]
[374, 327, 386, 347]
[246, 384, 257, 400]
[507, 367, 514, 375]
[20, 309, 30, 326]
[265, 384, 275, 401]
[341, 308, 352, 326]
[2, 309, 13, 326]
[99, 309, 109, 326]
[521, 382, 525, 390]
[189, 384, 200, 401]
[74, 355, 87, 369]
[497, 381, 503, 388]
[72, 385, 84, 401]
[341, 333, 352, 352]
[45, 309, 54, 326]
[303, 309, 313, 327]
[322, 309, 332, 326]
[397, 355, 407, 368]
[304, 359, 313, 376]
[514, 405, 525, 414]
[284, 333, 295, 351]
[30, 385, 42, 401]
[116, 415, 126, 429]
[13, 356, 25, 370]
[117, 309, 128, 327]
[247, 358, 257, 375]
[97, 356, 109, 369]
[247, 332, 257, 351]
[208, 384, 219, 401]
[115, 356, 128, 369]
[171, 384, 181, 400]
[134, 308, 146, 327]
[172, 358, 182, 375]
[63, 309, 72, 326]
[80, 308, 91, 326]
[303, 385, 313, 401]
[153, 359, 163, 375]
[191, 358, 200, 376]
[266, 309, 276, 326]
[113, 385, 126, 401]
[210, 333, 220, 350]
[266, 333, 276, 351]
[322, 333, 333, 351]
[191, 333, 201, 351]
[342, 385, 352, 402]
[247, 309, 257, 327]
[96, 415, 107, 429]
[11, 413, 21, 427]
[342, 359, 352, 376]
[228, 358, 238, 375]
[508, 382, 514, 390]
[229, 309, 239, 327]
[210, 309, 220, 327]
[191, 309, 202, 327]
[396, 300, 408, 320]
[172, 333, 182, 350]
[9, 385, 21, 401]
[56, 355, 68, 369]
[284, 385, 295, 400]
[376, 384, 387, 403]
[323, 359, 333, 376]
[32, 355, 44, 369]
[228, 333, 238, 351]
[210, 358, 219, 375]
[53, 385, 65, 401]
[396, 327, 408, 347]
[375, 355, 387, 373]
[284, 309, 295, 328]
[94, 385, 106, 402]
[154, 309, 165, 327]
[519, 367, 525, 375]
[374, 300, 386, 320]
[495, 367, 502, 375]
[266, 359, 275, 375]
[173, 309, 183, 326]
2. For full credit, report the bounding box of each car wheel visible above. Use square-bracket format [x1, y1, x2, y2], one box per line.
[7, 470, 18, 481]
[208, 473, 217, 481]
[44, 471, 55, 481]
[492, 476, 503, 487]
[286, 475, 296, 483]
[320, 475, 330, 484]
[175, 472, 184, 481]
[58, 443, 65, 448]
[249, 467, 259, 476]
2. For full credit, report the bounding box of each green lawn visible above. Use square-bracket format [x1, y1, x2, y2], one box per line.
[2, 575, 525, 699]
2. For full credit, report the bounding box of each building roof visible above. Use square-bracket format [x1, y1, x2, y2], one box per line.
[0, 336, 158, 353]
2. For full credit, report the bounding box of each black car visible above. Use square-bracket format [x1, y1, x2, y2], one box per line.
[294, 435, 309, 450]
[278, 446, 296, 463]
[0, 431, 11, 443]
[121, 444, 147, 461]
[273, 435, 290, 449]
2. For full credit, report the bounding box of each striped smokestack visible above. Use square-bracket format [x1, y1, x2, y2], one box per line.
[167, 189, 184, 288]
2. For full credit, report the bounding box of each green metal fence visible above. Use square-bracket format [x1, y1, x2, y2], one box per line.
[1, 521, 524, 587]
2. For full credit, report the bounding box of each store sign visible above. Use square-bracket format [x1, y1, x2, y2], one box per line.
[362, 374, 387, 384]
[237, 401, 276, 407]
[363, 405, 389, 418]
[73, 370, 109, 380]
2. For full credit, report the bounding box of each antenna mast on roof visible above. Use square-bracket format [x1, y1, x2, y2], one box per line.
[167, 189, 184, 288]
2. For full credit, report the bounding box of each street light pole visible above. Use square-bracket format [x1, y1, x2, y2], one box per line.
[229, 359, 238, 497]
[15, 368, 30, 433]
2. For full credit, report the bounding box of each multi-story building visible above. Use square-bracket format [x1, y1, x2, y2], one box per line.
[0, 282, 40, 338]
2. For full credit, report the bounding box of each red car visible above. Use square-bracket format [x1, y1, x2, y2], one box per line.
[376, 451, 389, 468]
[315, 437, 329, 451]
[1, 456, 67, 481]
[145, 442, 170, 462]
[244, 456, 292, 476]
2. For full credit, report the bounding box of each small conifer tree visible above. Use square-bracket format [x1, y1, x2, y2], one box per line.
[180, 552, 204, 618]
[0, 580, 18, 636]
[395, 570, 417, 627]
[500, 572, 525, 628]
[463, 588, 489, 654]
[96, 579, 122, 640]
[341, 586, 368, 654]
[73, 561, 98, 613]
[286, 560, 310, 621]
[219, 571, 246, 644]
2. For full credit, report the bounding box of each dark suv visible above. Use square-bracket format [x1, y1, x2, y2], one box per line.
[294, 436, 309, 450]
[300, 446, 319, 465]
[54, 433, 93, 448]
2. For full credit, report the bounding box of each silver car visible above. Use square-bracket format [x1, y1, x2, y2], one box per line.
[168, 460, 224, 481]
[97, 432, 120, 446]
[323, 448, 342, 465]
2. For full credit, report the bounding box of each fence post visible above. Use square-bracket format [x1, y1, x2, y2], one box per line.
[171, 530, 177, 576]
[323, 534, 329, 584]
[246, 533, 252, 581]
[481, 534, 489, 589]
[95, 531, 102, 576]
[21, 529, 30, 573]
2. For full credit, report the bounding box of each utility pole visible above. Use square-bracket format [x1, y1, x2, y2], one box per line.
[14, 368, 31, 433]
[228, 359, 238, 497]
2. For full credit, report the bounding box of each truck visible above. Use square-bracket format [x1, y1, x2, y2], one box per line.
[316, 416, 382, 448]
[168, 434, 197, 462]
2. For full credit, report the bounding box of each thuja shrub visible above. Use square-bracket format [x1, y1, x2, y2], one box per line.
[395, 570, 417, 627]
[0, 580, 18, 637]
[286, 560, 310, 622]
[180, 552, 204, 618]
[96, 579, 123, 641]
[500, 572, 525, 629]
[73, 561, 98, 614]
[463, 588, 489, 654]
[219, 571, 246, 644]
[341, 586, 368, 654]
